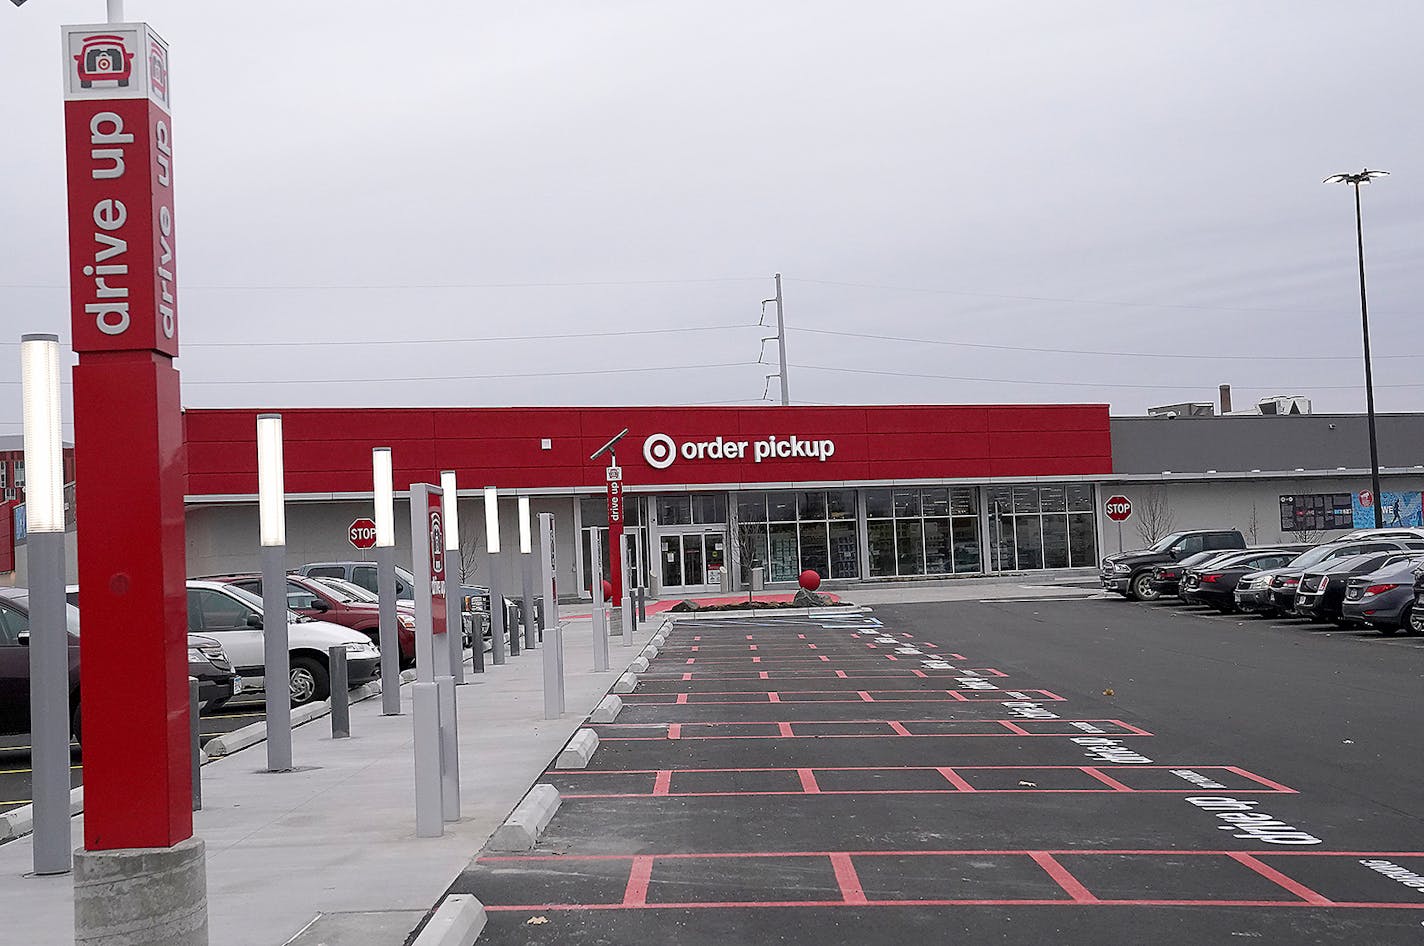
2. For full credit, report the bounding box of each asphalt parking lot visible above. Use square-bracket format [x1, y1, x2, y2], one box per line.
[448, 596, 1424, 944]
[0, 694, 270, 820]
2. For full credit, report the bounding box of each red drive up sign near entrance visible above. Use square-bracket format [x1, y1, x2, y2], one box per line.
[1105, 495, 1133, 522]
[63, 21, 192, 852]
[429, 507, 448, 635]
[349, 517, 378, 549]
[606, 465, 624, 605]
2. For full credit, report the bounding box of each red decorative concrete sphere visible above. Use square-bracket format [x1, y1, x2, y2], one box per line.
[601, 579, 613, 600]
[799, 569, 822, 592]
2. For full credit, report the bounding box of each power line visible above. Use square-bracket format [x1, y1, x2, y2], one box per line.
[789, 362, 1424, 392]
[789, 326, 1421, 362]
[786, 276, 1337, 316]
[0, 276, 766, 292]
[0, 324, 756, 349]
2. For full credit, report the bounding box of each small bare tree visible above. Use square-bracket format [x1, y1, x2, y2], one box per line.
[458, 534, 480, 584]
[734, 518, 762, 605]
[1246, 503, 1260, 544]
[1293, 527, 1325, 545]
[1134, 488, 1176, 545]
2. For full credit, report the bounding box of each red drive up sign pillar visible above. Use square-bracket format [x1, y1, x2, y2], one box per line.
[606, 463, 624, 605]
[62, 23, 191, 851]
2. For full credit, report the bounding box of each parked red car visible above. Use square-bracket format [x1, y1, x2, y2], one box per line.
[209, 573, 416, 669]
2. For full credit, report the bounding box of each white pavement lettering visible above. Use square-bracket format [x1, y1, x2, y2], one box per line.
[1359, 860, 1424, 894]
[1185, 797, 1322, 845]
[1072, 736, 1152, 764]
[1005, 701, 1059, 719]
[1170, 769, 1228, 790]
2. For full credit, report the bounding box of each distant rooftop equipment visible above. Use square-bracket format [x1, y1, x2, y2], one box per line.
[1147, 401, 1214, 419]
[1256, 395, 1312, 416]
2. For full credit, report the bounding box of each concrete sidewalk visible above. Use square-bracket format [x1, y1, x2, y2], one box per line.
[0, 614, 661, 946]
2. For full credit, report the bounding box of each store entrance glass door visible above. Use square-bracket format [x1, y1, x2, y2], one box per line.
[659, 531, 725, 592]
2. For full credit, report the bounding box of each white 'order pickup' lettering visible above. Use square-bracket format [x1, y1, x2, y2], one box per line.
[1185, 796, 1322, 845]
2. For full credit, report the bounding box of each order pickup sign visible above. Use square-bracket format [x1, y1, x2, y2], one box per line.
[349, 517, 378, 549]
[1105, 496, 1133, 522]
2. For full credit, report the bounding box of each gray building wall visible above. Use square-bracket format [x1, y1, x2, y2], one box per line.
[1094, 472, 1424, 555]
[1112, 414, 1424, 476]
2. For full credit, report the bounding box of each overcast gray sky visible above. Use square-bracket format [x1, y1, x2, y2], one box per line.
[3, 1, 1421, 433]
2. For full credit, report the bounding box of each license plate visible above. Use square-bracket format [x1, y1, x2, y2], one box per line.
[233, 676, 244, 695]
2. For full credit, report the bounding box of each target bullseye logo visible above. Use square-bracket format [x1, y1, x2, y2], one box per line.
[643, 433, 676, 470]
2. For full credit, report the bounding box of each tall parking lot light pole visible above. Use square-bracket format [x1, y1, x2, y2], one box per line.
[374, 447, 401, 714]
[485, 486, 508, 664]
[1326, 169, 1389, 529]
[20, 334, 71, 876]
[440, 471, 465, 684]
[257, 414, 292, 772]
[519, 496, 537, 649]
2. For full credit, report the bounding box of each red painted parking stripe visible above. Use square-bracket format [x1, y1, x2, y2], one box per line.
[1030, 852, 1098, 903]
[858, 691, 875, 702]
[829, 853, 867, 905]
[835, 670, 848, 678]
[887, 721, 913, 736]
[667, 724, 682, 740]
[1226, 852, 1333, 905]
[936, 767, 976, 792]
[767, 692, 781, 703]
[759, 671, 770, 680]
[910, 669, 928, 678]
[998, 720, 1032, 735]
[675, 694, 688, 704]
[1081, 767, 1133, 792]
[681, 673, 693, 681]
[797, 769, 821, 794]
[622, 856, 654, 906]
[652, 771, 672, 796]
[1225, 766, 1298, 794]
[777, 722, 794, 737]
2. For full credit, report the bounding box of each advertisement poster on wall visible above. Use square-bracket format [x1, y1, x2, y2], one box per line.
[1352, 491, 1423, 529]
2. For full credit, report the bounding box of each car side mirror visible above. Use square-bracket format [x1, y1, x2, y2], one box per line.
[309, 599, 330, 612]
[246, 613, 263, 629]
[17, 631, 29, 647]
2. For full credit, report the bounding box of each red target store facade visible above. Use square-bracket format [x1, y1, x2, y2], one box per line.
[183, 404, 1112, 597]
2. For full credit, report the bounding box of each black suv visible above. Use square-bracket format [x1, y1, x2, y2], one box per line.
[1100, 529, 1246, 601]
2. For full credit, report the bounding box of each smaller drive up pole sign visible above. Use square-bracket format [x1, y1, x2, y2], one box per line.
[62, 20, 193, 852]
[606, 464, 624, 605]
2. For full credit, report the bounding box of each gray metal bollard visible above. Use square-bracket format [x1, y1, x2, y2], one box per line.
[637, 586, 647, 622]
[189, 677, 201, 812]
[329, 646, 350, 739]
[508, 594, 521, 657]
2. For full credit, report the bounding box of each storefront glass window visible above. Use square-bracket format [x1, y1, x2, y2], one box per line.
[767, 491, 797, 522]
[658, 496, 691, 526]
[692, 494, 727, 524]
[989, 483, 1096, 570]
[738, 489, 861, 582]
[865, 487, 981, 576]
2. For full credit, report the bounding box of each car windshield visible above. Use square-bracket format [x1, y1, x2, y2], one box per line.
[1148, 531, 1189, 553]
[316, 577, 378, 603]
[1286, 544, 1356, 571]
[224, 584, 303, 623]
[5, 594, 82, 636]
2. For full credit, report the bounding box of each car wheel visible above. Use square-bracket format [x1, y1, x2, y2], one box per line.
[289, 656, 330, 706]
[1406, 604, 1424, 636]
[1129, 572, 1160, 602]
[202, 698, 229, 715]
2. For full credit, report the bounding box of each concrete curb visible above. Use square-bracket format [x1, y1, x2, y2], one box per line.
[204, 678, 385, 759]
[487, 784, 561, 852]
[640, 643, 659, 660]
[0, 786, 83, 844]
[589, 694, 623, 723]
[555, 729, 599, 769]
[412, 894, 486, 946]
[612, 672, 639, 694]
[628, 656, 650, 673]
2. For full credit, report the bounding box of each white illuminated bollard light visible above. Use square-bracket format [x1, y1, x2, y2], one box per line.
[374, 447, 401, 714]
[440, 470, 465, 683]
[518, 496, 537, 650]
[256, 414, 292, 772]
[485, 486, 508, 663]
[20, 334, 70, 875]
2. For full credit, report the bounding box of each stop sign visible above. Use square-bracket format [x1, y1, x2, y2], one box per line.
[349, 517, 378, 549]
[1105, 495, 1133, 522]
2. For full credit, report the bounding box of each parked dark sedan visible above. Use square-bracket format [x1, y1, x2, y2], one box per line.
[1181, 549, 1300, 612]
[1341, 556, 1424, 634]
[1148, 550, 1241, 597]
[1293, 552, 1409, 623]
[0, 589, 81, 739]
